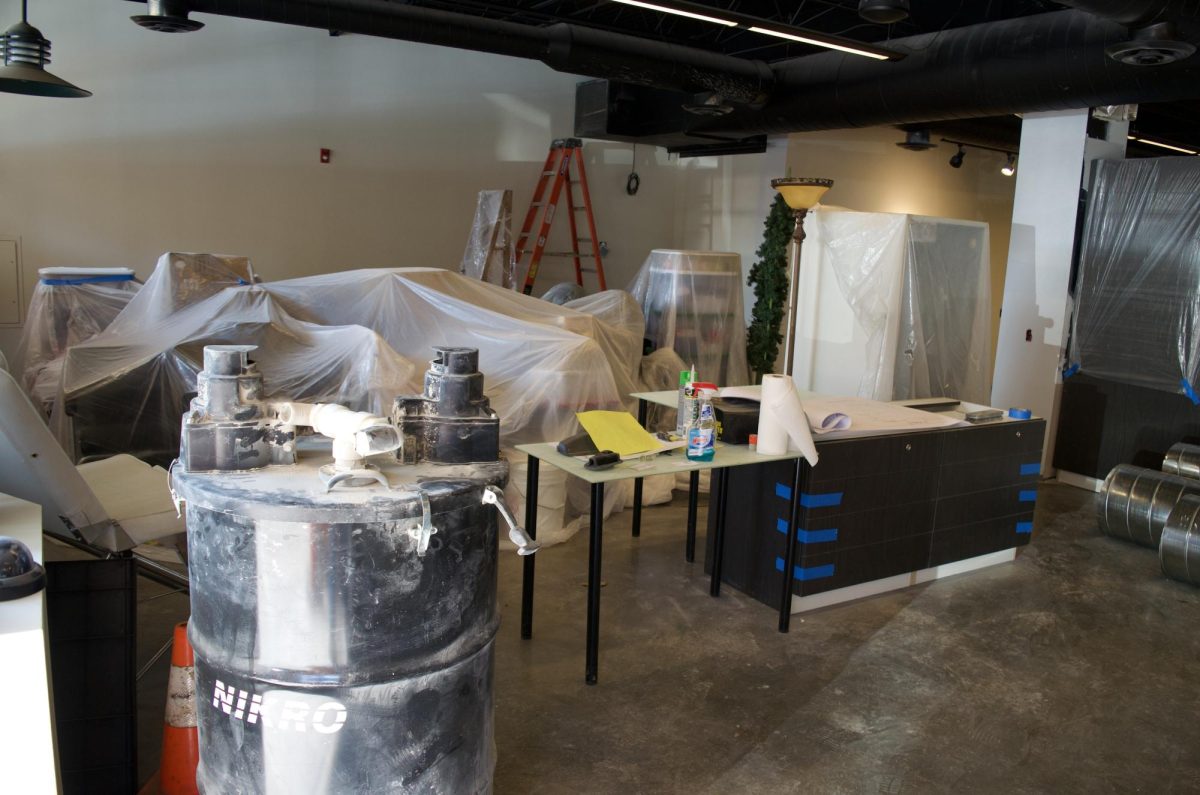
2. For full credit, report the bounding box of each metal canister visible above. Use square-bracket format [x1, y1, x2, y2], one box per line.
[1162, 442, 1200, 480]
[1160, 494, 1200, 587]
[175, 458, 505, 793]
[1098, 464, 1200, 548]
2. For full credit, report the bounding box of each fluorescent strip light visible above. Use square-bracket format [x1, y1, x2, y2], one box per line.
[1128, 135, 1197, 155]
[611, 0, 737, 27]
[748, 26, 890, 60]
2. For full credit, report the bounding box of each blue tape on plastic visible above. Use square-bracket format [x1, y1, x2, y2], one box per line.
[775, 519, 838, 544]
[1019, 462, 1041, 476]
[1008, 407, 1032, 420]
[1182, 379, 1200, 406]
[41, 274, 135, 285]
[1019, 490, 1037, 503]
[774, 558, 835, 581]
[775, 482, 792, 500]
[1063, 363, 1080, 379]
[799, 491, 843, 509]
[1016, 521, 1034, 534]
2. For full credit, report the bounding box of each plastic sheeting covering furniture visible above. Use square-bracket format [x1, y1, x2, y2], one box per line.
[791, 208, 992, 403]
[628, 250, 750, 389]
[48, 258, 648, 544]
[1067, 157, 1200, 399]
[13, 268, 140, 409]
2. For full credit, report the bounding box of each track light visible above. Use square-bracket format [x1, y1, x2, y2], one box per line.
[1127, 134, 1198, 155]
[949, 145, 965, 168]
[610, 0, 736, 27]
[0, 0, 90, 98]
[1001, 154, 1017, 176]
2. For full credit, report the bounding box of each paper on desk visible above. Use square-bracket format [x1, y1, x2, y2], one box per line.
[576, 410, 659, 457]
[757, 375, 819, 466]
[719, 384, 850, 436]
[797, 397, 966, 437]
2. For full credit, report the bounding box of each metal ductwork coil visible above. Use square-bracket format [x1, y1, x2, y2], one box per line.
[1162, 442, 1200, 479]
[1097, 464, 1200, 547]
[1160, 493, 1200, 586]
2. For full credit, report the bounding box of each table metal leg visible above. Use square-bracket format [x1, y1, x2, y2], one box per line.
[585, 481, 605, 685]
[520, 456, 539, 640]
[685, 469, 700, 562]
[709, 468, 729, 597]
[779, 458, 805, 633]
[632, 398, 647, 538]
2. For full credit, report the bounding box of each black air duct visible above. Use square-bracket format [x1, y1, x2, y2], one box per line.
[701, 10, 1200, 135]
[125, 0, 774, 106]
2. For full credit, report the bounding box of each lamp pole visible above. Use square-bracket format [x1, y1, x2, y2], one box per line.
[771, 177, 833, 379]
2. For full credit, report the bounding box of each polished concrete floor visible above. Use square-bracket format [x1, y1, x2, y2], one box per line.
[126, 481, 1200, 793]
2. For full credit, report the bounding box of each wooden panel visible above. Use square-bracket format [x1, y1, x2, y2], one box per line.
[0, 238, 22, 326]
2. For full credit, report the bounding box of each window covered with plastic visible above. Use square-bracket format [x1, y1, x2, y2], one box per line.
[628, 250, 750, 388]
[1067, 157, 1200, 399]
[14, 268, 140, 410]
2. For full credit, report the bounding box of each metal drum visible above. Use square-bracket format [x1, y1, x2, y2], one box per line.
[176, 459, 505, 794]
[1162, 442, 1200, 480]
[1160, 494, 1200, 586]
[1098, 464, 1200, 547]
[173, 345, 534, 794]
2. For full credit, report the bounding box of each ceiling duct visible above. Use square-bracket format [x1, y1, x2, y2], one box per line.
[124, 0, 774, 107]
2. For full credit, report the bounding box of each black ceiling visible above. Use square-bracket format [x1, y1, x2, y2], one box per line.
[402, 0, 1198, 153]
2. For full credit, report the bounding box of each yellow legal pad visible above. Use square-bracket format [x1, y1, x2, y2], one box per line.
[575, 410, 659, 457]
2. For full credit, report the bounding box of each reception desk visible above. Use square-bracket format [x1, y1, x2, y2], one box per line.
[706, 416, 1045, 612]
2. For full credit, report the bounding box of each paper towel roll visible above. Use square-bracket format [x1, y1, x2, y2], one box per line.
[756, 374, 819, 466]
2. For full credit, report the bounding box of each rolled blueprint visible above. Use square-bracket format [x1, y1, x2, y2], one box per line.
[757, 374, 819, 466]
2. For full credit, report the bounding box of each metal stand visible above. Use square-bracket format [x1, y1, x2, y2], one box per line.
[585, 482, 605, 685]
[521, 455, 539, 639]
[685, 470, 700, 562]
[779, 458, 805, 632]
[708, 468, 729, 597]
[632, 398, 647, 538]
[781, 207, 808, 378]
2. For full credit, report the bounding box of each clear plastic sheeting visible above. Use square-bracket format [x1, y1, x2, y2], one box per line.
[628, 250, 750, 388]
[793, 208, 992, 403]
[460, 190, 517, 290]
[14, 268, 140, 410]
[1068, 157, 1200, 397]
[114, 252, 255, 320]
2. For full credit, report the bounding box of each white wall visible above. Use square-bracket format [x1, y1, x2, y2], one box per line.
[0, 1, 684, 358]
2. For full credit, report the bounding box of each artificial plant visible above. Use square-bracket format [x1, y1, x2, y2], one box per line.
[746, 193, 796, 383]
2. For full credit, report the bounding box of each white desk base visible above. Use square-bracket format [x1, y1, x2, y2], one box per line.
[788, 547, 1018, 614]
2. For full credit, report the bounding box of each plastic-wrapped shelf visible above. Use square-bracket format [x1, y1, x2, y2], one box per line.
[1068, 157, 1200, 397]
[628, 250, 749, 388]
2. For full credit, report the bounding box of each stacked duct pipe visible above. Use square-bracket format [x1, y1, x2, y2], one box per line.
[1097, 445, 1200, 587]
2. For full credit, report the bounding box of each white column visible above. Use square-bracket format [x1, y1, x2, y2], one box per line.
[990, 109, 1090, 473]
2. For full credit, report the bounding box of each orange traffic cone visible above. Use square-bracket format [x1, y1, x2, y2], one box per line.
[159, 621, 200, 795]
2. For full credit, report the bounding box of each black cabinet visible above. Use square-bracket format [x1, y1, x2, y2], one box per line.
[705, 419, 1045, 606]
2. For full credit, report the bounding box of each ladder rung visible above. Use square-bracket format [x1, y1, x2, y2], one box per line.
[542, 171, 555, 176]
[576, 238, 592, 242]
[543, 252, 581, 257]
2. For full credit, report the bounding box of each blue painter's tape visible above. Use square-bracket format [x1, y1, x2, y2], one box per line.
[1008, 407, 1032, 420]
[1063, 363, 1080, 379]
[775, 519, 838, 544]
[41, 274, 135, 285]
[774, 557, 835, 581]
[800, 491, 843, 509]
[1182, 379, 1200, 406]
[1019, 489, 1038, 503]
[1016, 521, 1034, 534]
[1019, 462, 1041, 476]
[775, 482, 792, 500]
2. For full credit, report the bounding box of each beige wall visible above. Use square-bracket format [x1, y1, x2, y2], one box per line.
[786, 127, 1019, 362]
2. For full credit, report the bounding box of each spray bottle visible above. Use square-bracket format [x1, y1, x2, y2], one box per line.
[686, 382, 718, 462]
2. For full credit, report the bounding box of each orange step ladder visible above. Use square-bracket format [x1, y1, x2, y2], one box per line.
[516, 138, 607, 296]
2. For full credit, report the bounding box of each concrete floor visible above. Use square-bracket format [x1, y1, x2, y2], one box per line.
[125, 481, 1200, 793]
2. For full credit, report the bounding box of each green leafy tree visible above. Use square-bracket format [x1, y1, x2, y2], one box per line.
[746, 194, 795, 383]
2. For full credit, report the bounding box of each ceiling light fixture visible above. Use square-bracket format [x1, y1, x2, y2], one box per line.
[1127, 134, 1198, 155]
[611, 0, 736, 27]
[0, 0, 91, 98]
[748, 26, 891, 60]
[1001, 154, 1017, 176]
[949, 145, 965, 168]
[858, 0, 910, 25]
[607, 0, 903, 61]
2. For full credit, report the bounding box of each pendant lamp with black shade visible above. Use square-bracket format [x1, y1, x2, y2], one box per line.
[0, 0, 90, 98]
